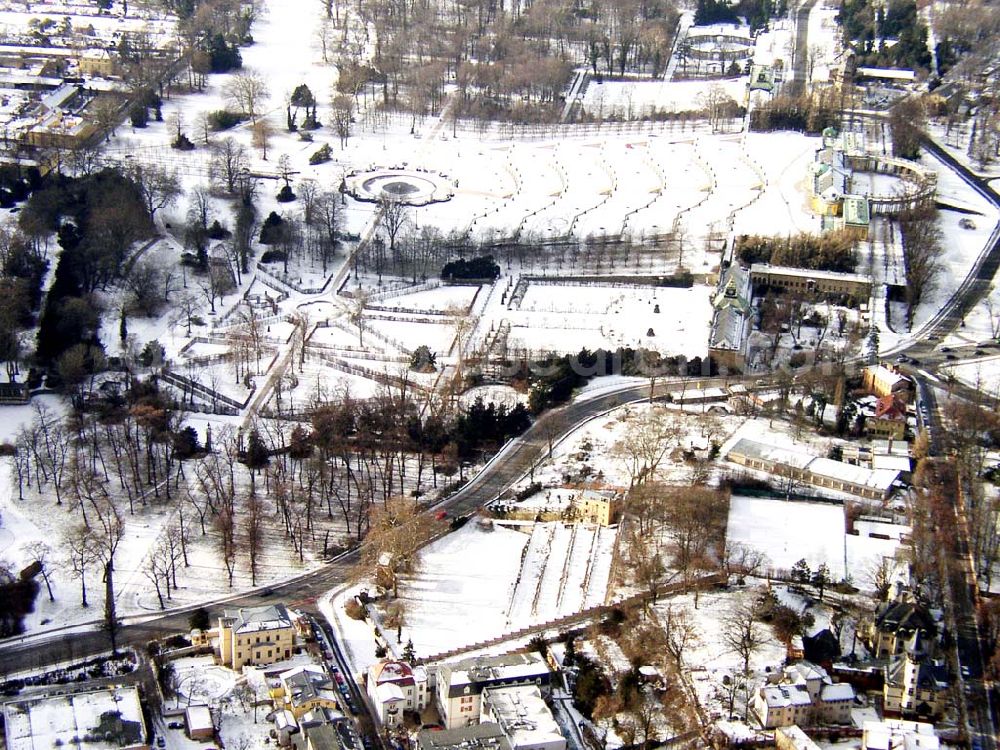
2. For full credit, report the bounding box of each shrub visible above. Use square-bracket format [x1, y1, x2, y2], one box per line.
[344, 598, 366, 621]
[441, 255, 501, 281]
[129, 105, 148, 128]
[276, 185, 296, 203]
[188, 607, 211, 631]
[208, 110, 245, 131]
[259, 211, 284, 244]
[409, 345, 437, 372]
[309, 143, 332, 164]
[260, 249, 287, 263]
[207, 220, 231, 240]
[171, 133, 195, 151]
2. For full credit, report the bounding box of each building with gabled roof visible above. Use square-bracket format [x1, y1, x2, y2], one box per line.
[776, 725, 822, 750]
[866, 598, 936, 659]
[868, 394, 909, 439]
[727, 438, 900, 500]
[275, 665, 340, 718]
[708, 263, 752, 371]
[754, 661, 855, 728]
[367, 660, 429, 728]
[883, 652, 949, 720]
[863, 364, 912, 400]
[218, 603, 295, 670]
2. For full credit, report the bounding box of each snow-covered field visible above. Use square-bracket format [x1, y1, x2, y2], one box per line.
[727, 495, 903, 581]
[387, 520, 617, 660]
[941, 355, 1000, 393]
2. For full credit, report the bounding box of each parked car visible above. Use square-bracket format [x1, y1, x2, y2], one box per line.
[168, 721, 184, 729]
[157, 737, 166, 748]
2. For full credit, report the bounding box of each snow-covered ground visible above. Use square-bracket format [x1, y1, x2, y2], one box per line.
[727, 495, 903, 581]
[881, 147, 1000, 347]
[941, 354, 1000, 394]
[383, 519, 616, 661]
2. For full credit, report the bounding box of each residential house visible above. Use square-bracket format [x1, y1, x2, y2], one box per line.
[481, 686, 566, 750]
[295, 711, 358, 750]
[298, 723, 344, 750]
[435, 653, 551, 730]
[868, 394, 908, 439]
[883, 651, 949, 720]
[866, 598, 936, 660]
[753, 662, 855, 729]
[863, 365, 912, 401]
[861, 719, 939, 750]
[274, 665, 340, 718]
[218, 603, 296, 671]
[366, 660, 429, 728]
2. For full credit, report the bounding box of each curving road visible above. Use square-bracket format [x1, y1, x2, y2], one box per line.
[0, 374, 728, 676]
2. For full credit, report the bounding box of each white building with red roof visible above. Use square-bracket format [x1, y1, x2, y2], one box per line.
[367, 660, 429, 727]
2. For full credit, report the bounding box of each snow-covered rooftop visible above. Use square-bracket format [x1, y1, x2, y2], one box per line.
[728, 438, 899, 493]
[224, 603, 293, 634]
[483, 686, 565, 750]
[185, 704, 213, 733]
[759, 684, 812, 708]
[3, 687, 147, 750]
[862, 719, 939, 750]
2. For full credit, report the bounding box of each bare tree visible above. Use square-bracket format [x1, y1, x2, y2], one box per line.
[378, 195, 409, 256]
[23, 541, 56, 601]
[611, 408, 681, 487]
[64, 526, 98, 607]
[721, 597, 767, 676]
[225, 69, 270, 123]
[123, 162, 182, 220]
[243, 492, 265, 586]
[212, 138, 250, 195]
[251, 119, 272, 160]
[331, 94, 353, 148]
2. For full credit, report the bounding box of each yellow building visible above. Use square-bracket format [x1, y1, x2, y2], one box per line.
[862, 364, 912, 401]
[271, 665, 340, 718]
[218, 604, 296, 671]
[79, 50, 116, 77]
[574, 489, 622, 525]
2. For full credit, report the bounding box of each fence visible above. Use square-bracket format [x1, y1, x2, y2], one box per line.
[256, 262, 333, 295]
[414, 571, 725, 664]
[305, 349, 430, 393]
[159, 370, 251, 411]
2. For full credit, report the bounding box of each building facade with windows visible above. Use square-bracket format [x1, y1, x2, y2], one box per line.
[218, 604, 295, 671]
[435, 654, 551, 730]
